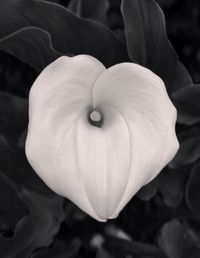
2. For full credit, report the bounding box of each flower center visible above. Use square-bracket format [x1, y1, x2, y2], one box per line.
[88, 109, 103, 128]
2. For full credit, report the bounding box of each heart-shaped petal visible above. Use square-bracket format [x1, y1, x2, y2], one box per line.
[25, 55, 179, 221]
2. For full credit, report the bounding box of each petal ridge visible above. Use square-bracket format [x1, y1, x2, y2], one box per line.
[104, 103, 133, 218]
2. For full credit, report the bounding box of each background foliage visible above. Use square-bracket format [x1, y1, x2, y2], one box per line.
[0, 0, 200, 257]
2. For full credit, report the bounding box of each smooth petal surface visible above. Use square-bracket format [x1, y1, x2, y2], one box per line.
[93, 63, 179, 217]
[26, 55, 179, 221]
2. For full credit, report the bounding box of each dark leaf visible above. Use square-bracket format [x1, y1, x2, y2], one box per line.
[31, 239, 81, 258]
[0, 27, 62, 71]
[105, 225, 132, 242]
[156, 0, 179, 8]
[0, 92, 50, 194]
[0, 50, 37, 97]
[0, 190, 64, 258]
[0, 170, 28, 230]
[0, 135, 53, 195]
[64, 202, 87, 226]
[105, 236, 166, 258]
[107, 0, 125, 42]
[137, 167, 186, 208]
[173, 85, 200, 126]
[186, 160, 200, 217]
[0, 0, 128, 69]
[68, 0, 109, 25]
[0, 91, 27, 143]
[158, 220, 200, 258]
[157, 168, 185, 207]
[96, 248, 113, 258]
[137, 177, 158, 201]
[67, 0, 82, 16]
[121, 0, 192, 95]
[169, 136, 200, 168]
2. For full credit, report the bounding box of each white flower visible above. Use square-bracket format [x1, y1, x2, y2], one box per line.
[25, 55, 179, 222]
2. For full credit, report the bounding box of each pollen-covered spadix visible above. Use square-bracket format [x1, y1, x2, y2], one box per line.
[25, 55, 179, 221]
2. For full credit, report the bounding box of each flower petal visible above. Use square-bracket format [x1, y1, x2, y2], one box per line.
[26, 55, 179, 221]
[93, 63, 179, 216]
[26, 55, 106, 221]
[74, 105, 131, 219]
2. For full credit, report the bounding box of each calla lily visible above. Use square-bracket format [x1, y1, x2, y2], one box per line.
[25, 55, 179, 222]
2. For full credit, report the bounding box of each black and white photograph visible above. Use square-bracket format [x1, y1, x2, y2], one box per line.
[0, 0, 200, 257]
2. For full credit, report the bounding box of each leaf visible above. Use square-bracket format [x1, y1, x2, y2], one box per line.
[157, 169, 185, 207]
[105, 225, 132, 242]
[137, 168, 186, 208]
[0, 0, 128, 69]
[68, 0, 109, 25]
[121, 0, 193, 95]
[0, 135, 53, 195]
[106, 0, 125, 42]
[31, 239, 81, 258]
[158, 220, 200, 258]
[0, 190, 64, 258]
[96, 248, 113, 258]
[0, 92, 52, 194]
[156, 0, 179, 8]
[105, 236, 165, 258]
[0, 27, 62, 71]
[186, 160, 200, 217]
[0, 50, 37, 96]
[137, 177, 158, 201]
[173, 85, 200, 126]
[0, 92, 27, 143]
[0, 171, 28, 231]
[169, 136, 200, 168]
